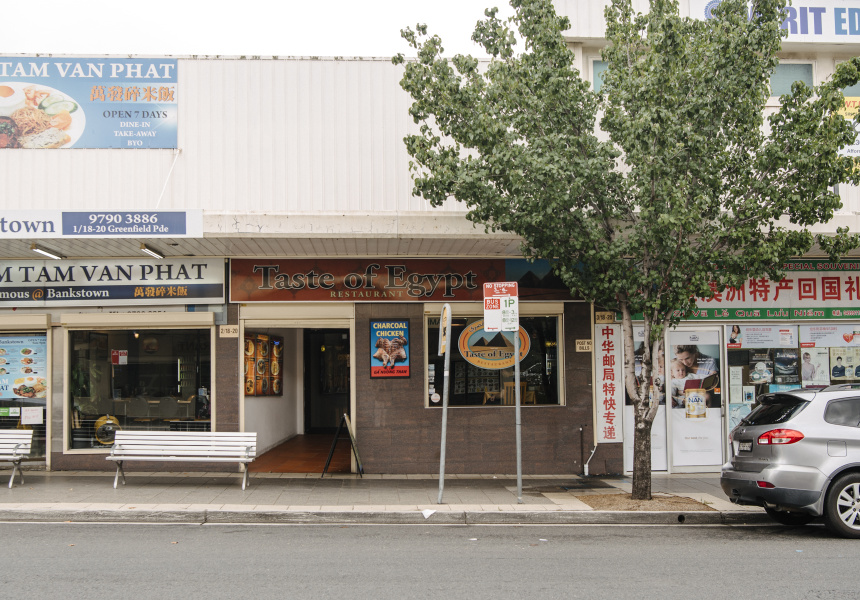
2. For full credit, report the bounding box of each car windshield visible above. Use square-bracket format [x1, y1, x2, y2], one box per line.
[742, 394, 808, 426]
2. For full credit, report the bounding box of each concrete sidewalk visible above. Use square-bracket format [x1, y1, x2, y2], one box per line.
[0, 469, 769, 525]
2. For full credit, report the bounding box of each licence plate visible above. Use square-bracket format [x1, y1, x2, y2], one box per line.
[738, 441, 752, 452]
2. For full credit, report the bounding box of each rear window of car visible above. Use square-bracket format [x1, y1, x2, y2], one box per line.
[742, 394, 808, 426]
[824, 398, 860, 427]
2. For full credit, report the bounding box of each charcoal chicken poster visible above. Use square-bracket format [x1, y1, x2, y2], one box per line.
[370, 320, 409, 378]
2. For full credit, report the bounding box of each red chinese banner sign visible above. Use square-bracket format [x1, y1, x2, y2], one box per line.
[596, 324, 622, 444]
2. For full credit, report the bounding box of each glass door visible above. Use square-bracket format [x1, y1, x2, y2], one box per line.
[304, 329, 350, 433]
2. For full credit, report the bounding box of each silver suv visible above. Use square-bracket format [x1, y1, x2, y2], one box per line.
[721, 385, 860, 538]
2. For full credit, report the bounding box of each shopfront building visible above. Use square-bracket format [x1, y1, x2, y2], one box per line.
[600, 260, 860, 474]
[0, 257, 225, 470]
[231, 257, 597, 474]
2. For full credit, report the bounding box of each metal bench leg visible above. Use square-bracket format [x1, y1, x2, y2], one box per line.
[241, 465, 249, 490]
[8, 459, 22, 488]
[113, 461, 126, 489]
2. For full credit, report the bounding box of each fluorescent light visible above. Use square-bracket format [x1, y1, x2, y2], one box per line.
[140, 243, 164, 259]
[30, 243, 64, 260]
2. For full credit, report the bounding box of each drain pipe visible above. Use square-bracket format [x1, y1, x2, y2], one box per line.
[579, 436, 597, 477]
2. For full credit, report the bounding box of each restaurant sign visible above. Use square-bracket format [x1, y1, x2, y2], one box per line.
[0, 57, 177, 149]
[229, 259, 575, 303]
[0, 259, 224, 307]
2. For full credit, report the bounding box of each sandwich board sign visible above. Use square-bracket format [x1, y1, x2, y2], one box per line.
[483, 282, 519, 332]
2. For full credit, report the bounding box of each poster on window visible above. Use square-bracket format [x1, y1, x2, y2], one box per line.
[622, 327, 667, 471]
[0, 333, 48, 400]
[726, 324, 797, 348]
[669, 331, 724, 467]
[801, 347, 831, 387]
[829, 347, 858, 381]
[370, 320, 410, 378]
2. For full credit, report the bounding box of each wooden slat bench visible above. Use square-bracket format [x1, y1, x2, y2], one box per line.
[0, 429, 33, 488]
[107, 430, 258, 490]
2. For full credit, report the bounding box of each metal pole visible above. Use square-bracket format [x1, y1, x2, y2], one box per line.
[515, 330, 522, 503]
[437, 304, 452, 504]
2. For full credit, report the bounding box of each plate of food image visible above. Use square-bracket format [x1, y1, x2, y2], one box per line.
[0, 82, 86, 148]
[12, 376, 47, 398]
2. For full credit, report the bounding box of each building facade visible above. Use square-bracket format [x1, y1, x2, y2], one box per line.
[1, 0, 859, 476]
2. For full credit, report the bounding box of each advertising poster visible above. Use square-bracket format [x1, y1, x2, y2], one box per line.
[0, 333, 48, 401]
[622, 326, 666, 470]
[371, 320, 410, 378]
[829, 347, 856, 381]
[0, 57, 177, 149]
[669, 331, 724, 467]
[801, 347, 831, 386]
[774, 349, 799, 384]
[800, 324, 860, 347]
[726, 324, 797, 348]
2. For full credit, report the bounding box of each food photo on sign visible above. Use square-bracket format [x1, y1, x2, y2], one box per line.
[370, 320, 410, 378]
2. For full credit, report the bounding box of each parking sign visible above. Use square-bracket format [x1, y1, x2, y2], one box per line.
[483, 282, 519, 332]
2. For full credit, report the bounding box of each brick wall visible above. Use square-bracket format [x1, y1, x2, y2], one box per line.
[355, 302, 620, 474]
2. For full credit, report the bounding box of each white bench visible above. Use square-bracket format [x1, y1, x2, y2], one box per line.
[107, 430, 257, 490]
[0, 429, 33, 488]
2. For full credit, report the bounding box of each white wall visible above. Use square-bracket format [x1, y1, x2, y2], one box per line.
[243, 328, 301, 453]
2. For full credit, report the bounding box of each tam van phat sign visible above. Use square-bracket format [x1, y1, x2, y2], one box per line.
[0, 259, 224, 307]
[0, 57, 177, 148]
[691, 0, 860, 42]
[0, 210, 202, 239]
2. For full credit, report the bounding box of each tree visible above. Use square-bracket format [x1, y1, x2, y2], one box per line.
[393, 0, 860, 499]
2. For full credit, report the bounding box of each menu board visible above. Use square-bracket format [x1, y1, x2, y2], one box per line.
[0, 333, 48, 400]
[243, 333, 283, 397]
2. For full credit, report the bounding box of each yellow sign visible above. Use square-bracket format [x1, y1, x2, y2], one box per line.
[575, 340, 593, 352]
[595, 311, 615, 324]
[457, 320, 530, 370]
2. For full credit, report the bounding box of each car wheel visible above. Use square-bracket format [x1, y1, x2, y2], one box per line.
[824, 473, 860, 539]
[763, 505, 815, 527]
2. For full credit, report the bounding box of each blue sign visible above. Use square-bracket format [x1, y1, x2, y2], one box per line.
[62, 212, 189, 236]
[0, 210, 202, 239]
[0, 57, 177, 149]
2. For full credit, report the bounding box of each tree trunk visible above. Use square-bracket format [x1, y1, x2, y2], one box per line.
[631, 416, 652, 500]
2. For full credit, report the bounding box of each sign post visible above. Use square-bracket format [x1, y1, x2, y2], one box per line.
[437, 304, 453, 504]
[484, 283, 523, 503]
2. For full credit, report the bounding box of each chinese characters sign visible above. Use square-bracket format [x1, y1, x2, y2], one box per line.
[596, 324, 622, 443]
[688, 261, 860, 320]
[0, 259, 224, 307]
[0, 57, 177, 148]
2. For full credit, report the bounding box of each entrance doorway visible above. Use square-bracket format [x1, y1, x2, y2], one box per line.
[304, 329, 351, 433]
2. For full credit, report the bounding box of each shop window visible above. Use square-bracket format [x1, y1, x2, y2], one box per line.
[0, 332, 48, 458]
[427, 316, 560, 407]
[68, 329, 211, 449]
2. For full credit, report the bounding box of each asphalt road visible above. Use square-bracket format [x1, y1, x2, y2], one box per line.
[2, 522, 858, 599]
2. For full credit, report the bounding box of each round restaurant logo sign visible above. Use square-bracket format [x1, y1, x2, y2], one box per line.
[457, 320, 530, 370]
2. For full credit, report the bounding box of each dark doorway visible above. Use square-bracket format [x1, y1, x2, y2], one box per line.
[304, 329, 350, 433]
